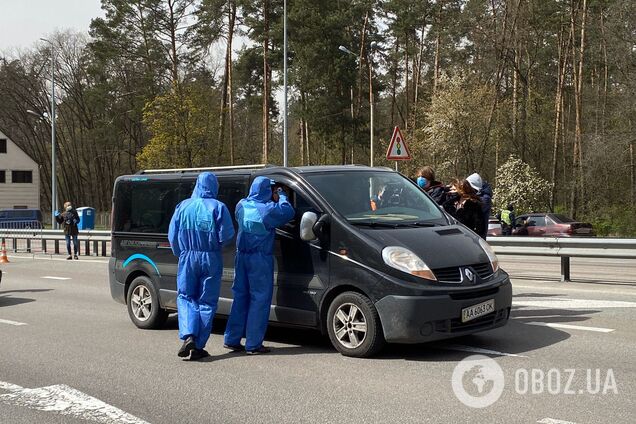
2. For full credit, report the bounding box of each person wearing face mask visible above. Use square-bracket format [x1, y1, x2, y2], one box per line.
[55, 202, 80, 260]
[416, 166, 448, 205]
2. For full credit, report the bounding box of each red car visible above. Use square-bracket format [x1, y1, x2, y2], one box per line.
[514, 213, 594, 237]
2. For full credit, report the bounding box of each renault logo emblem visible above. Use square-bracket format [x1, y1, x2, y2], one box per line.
[464, 268, 474, 282]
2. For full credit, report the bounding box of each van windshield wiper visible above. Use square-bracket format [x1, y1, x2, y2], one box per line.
[406, 221, 440, 227]
[350, 221, 400, 228]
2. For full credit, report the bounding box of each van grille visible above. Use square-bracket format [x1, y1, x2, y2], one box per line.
[432, 262, 493, 282]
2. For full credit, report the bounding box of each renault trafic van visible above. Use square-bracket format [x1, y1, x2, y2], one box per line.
[109, 165, 511, 357]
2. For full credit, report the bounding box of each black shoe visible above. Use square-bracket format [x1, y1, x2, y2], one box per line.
[74, 255, 79, 260]
[246, 346, 271, 355]
[66, 256, 72, 260]
[188, 349, 210, 361]
[177, 336, 196, 358]
[223, 343, 245, 352]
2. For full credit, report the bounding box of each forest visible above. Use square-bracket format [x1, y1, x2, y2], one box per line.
[0, 0, 634, 235]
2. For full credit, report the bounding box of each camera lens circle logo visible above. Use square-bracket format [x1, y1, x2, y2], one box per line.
[452, 355, 504, 408]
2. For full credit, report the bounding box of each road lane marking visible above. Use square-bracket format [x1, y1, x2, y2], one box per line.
[0, 319, 27, 326]
[41, 276, 71, 280]
[0, 381, 150, 424]
[513, 284, 636, 297]
[525, 322, 614, 333]
[514, 297, 636, 309]
[537, 418, 580, 424]
[434, 343, 528, 358]
[7, 255, 109, 264]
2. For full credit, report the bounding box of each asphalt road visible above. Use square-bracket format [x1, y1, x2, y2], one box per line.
[0, 254, 634, 424]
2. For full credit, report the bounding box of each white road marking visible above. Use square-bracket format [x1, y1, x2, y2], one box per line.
[7, 255, 109, 264]
[0, 381, 150, 424]
[537, 418, 580, 424]
[0, 318, 27, 326]
[41, 276, 71, 280]
[514, 297, 636, 309]
[513, 284, 636, 297]
[434, 343, 528, 358]
[525, 322, 615, 333]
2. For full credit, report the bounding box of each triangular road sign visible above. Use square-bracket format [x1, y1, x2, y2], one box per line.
[386, 126, 411, 160]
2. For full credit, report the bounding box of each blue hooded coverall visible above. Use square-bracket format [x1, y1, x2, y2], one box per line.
[224, 177, 295, 351]
[168, 173, 235, 350]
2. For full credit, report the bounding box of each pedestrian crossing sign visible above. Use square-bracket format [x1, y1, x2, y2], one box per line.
[386, 126, 411, 160]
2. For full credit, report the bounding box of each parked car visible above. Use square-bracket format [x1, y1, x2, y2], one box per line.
[514, 213, 594, 237]
[109, 165, 512, 358]
[0, 209, 43, 229]
[487, 218, 502, 237]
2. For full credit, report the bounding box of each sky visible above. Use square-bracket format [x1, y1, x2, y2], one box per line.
[0, 0, 104, 52]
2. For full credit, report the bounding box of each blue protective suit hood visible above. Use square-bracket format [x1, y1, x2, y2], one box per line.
[192, 172, 219, 199]
[248, 176, 273, 203]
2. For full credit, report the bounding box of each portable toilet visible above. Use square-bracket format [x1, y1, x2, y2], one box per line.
[76, 207, 95, 230]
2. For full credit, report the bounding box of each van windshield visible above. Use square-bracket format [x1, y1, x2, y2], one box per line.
[304, 171, 447, 226]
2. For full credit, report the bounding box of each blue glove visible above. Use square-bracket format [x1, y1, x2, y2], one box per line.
[54, 210, 60, 217]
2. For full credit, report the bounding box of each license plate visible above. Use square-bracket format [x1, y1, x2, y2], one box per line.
[461, 299, 495, 323]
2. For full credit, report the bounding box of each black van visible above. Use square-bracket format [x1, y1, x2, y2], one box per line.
[109, 165, 511, 357]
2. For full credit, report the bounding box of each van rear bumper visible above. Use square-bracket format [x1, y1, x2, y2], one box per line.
[109, 257, 126, 304]
[375, 279, 512, 344]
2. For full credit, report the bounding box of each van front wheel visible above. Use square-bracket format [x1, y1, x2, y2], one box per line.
[127, 276, 168, 329]
[327, 292, 385, 357]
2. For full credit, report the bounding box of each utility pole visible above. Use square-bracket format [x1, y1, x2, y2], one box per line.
[41, 38, 57, 229]
[283, 0, 288, 167]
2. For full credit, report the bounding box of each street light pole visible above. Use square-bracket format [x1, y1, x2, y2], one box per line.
[283, 0, 288, 167]
[40, 38, 57, 229]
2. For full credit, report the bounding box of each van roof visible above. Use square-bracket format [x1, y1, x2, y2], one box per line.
[135, 164, 392, 177]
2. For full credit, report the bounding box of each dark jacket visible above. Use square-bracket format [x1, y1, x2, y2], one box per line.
[55, 209, 80, 236]
[425, 181, 448, 205]
[476, 181, 492, 239]
[443, 194, 484, 236]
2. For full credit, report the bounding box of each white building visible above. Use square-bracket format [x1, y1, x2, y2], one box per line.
[0, 129, 40, 210]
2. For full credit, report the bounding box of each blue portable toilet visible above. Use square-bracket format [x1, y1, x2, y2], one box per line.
[76, 207, 95, 230]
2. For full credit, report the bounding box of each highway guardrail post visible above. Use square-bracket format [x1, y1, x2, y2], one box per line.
[560, 256, 571, 282]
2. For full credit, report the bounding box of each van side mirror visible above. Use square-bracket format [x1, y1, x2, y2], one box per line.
[300, 212, 319, 241]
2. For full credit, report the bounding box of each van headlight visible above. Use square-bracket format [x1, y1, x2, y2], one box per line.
[478, 238, 500, 273]
[382, 246, 437, 281]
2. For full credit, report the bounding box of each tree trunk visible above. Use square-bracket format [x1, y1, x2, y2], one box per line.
[550, 20, 573, 211]
[227, 0, 236, 165]
[570, 0, 587, 219]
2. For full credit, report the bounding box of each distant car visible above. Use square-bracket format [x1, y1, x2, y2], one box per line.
[487, 218, 502, 237]
[0, 208, 44, 230]
[514, 213, 594, 237]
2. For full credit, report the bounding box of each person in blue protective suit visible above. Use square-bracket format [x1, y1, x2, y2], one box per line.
[224, 177, 295, 355]
[168, 172, 235, 361]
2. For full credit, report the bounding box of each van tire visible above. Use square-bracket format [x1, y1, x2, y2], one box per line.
[126, 276, 168, 329]
[327, 292, 385, 358]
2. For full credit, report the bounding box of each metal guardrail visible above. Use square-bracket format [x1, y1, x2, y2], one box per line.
[1, 230, 633, 281]
[488, 237, 636, 281]
[0, 229, 111, 257]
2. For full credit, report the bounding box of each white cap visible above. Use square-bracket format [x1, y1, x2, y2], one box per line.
[466, 173, 483, 191]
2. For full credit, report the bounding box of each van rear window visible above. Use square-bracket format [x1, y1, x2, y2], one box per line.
[113, 181, 184, 233]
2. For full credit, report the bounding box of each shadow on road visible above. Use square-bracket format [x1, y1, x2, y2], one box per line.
[0, 289, 53, 308]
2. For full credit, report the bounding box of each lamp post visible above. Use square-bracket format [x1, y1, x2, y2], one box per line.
[338, 44, 374, 167]
[41, 38, 57, 228]
[283, 0, 288, 167]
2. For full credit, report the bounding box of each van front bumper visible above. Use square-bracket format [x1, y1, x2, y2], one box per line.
[109, 257, 126, 304]
[375, 279, 512, 343]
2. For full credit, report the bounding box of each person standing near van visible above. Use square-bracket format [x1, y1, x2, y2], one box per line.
[465, 173, 492, 239]
[416, 166, 448, 205]
[168, 172, 235, 360]
[497, 203, 515, 236]
[55, 201, 80, 260]
[224, 177, 295, 355]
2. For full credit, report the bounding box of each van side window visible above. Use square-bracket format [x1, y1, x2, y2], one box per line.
[114, 181, 181, 234]
[216, 179, 247, 219]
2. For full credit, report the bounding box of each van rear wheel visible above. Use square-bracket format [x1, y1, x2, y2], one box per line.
[327, 292, 385, 358]
[127, 276, 168, 329]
